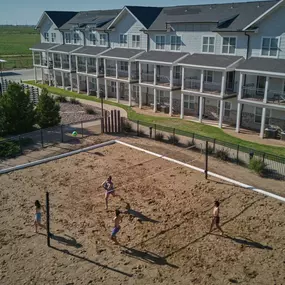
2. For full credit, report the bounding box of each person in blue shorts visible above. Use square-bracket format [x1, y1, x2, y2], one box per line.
[111, 209, 122, 244]
[34, 200, 46, 233]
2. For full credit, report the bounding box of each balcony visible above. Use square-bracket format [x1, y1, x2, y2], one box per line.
[130, 71, 139, 81]
[78, 63, 86, 73]
[157, 75, 170, 87]
[54, 60, 61, 69]
[62, 62, 70, 70]
[204, 81, 222, 94]
[118, 69, 128, 79]
[184, 78, 200, 91]
[87, 66, 97, 74]
[141, 72, 154, 84]
[106, 67, 116, 78]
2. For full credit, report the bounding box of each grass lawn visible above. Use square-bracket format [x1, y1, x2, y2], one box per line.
[0, 26, 39, 69]
[25, 81, 285, 157]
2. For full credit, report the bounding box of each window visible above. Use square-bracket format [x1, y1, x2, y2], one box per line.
[90, 33, 96, 45]
[202, 36, 215, 53]
[120, 61, 128, 71]
[99, 34, 107, 46]
[254, 107, 270, 124]
[44, 33, 49, 42]
[132, 35, 140, 48]
[120, 34, 128, 47]
[184, 95, 195, 110]
[132, 85, 139, 98]
[155, 36, 165, 50]
[261, 37, 279, 57]
[51, 33, 56, 43]
[222, 37, 236, 54]
[111, 81, 116, 93]
[217, 101, 232, 117]
[74, 32, 80, 44]
[65, 33, 71, 44]
[174, 66, 181, 79]
[171, 36, 182, 51]
[89, 58, 96, 66]
[204, 70, 213, 83]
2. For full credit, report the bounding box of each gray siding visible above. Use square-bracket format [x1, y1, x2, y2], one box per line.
[40, 16, 62, 44]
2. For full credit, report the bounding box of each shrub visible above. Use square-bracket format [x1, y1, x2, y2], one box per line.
[249, 158, 267, 176]
[85, 107, 96, 115]
[56, 95, 67, 103]
[155, 132, 164, 141]
[122, 121, 133, 133]
[168, 135, 180, 145]
[70, 98, 80, 105]
[215, 149, 229, 161]
[0, 140, 21, 158]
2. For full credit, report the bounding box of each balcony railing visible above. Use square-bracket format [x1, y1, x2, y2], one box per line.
[204, 81, 222, 94]
[242, 87, 264, 101]
[118, 69, 128, 78]
[98, 65, 104, 75]
[78, 64, 86, 73]
[173, 77, 181, 86]
[184, 78, 200, 90]
[130, 71, 139, 80]
[141, 72, 154, 83]
[106, 67, 116, 77]
[87, 66, 97, 74]
[62, 62, 70, 70]
[157, 75, 170, 85]
[268, 90, 285, 105]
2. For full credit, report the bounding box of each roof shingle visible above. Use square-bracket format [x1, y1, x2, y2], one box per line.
[137, 51, 189, 64]
[100, 48, 145, 60]
[46, 11, 78, 28]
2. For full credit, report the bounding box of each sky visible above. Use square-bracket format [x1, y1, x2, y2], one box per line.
[0, 0, 263, 25]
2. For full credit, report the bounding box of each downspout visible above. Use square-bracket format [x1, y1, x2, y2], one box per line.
[104, 30, 111, 48]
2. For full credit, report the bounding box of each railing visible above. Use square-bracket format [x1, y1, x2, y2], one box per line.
[87, 66, 97, 74]
[78, 64, 86, 73]
[106, 67, 116, 77]
[62, 62, 70, 70]
[141, 72, 154, 83]
[184, 78, 200, 90]
[157, 75, 170, 85]
[54, 61, 61, 68]
[42, 60, 53, 68]
[267, 90, 285, 105]
[242, 87, 264, 101]
[204, 81, 221, 94]
[98, 66, 104, 75]
[173, 77, 181, 86]
[118, 69, 129, 78]
[130, 71, 139, 80]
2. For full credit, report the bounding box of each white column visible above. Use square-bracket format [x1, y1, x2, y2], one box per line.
[260, 107, 266, 138]
[128, 85, 132, 106]
[96, 78, 100, 98]
[69, 54, 72, 71]
[170, 66, 174, 89]
[86, 76, 90, 95]
[41, 68, 44, 84]
[52, 53, 55, 69]
[39, 52, 42, 66]
[180, 93, 184, 119]
[116, 81, 119, 103]
[77, 74, 80, 93]
[154, 88, 157, 112]
[104, 59, 107, 77]
[139, 86, 142, 109]
[96, 58, 99, 77]
[219, 99, 224, 128]
[115, 61, 118, 79]
[75, 56, 78, 72]
[61, 72, 65, 89]
[32, 51, 35, 66]
[85, 57, 88, 73]
[70, 74, 73, 92]
[263, 76, 269, 103]
[139, 62, 142, 84]
[181, 67, 185, 90]
[53, 70, 57, 87]
[238, 72, 244, 100]
[60, 54, 63, 69]
[199, 96, 203, 123]
[48, 70, 51, 86]
[221, 71, 226, 97]
[128, 62, 131, 82]
[154, 64, 157, 85]
[34, 67, 37, 82]
[236, 102, 242, 133]
[104, 79, 108, 99]
[200, 69, 204, 93]
[169, 91, 173, 116]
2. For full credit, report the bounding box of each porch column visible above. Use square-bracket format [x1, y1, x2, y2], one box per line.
[181, 67, 185, 90]
[104, 59, 107, 77]
[48, 70, 51, 86]
[128, 85, 132, 106]
[70, 73, 73, 92]
[104, 79, 108, 99]
[96, 58, 99, 77]
[154, 88, 157, 112]
[77, 74, 80, 93]
[263, 76, 269, 103]
[154, 64, 157, 85]
[169, 91, 173, 116]
[115, 61, 118, 79]
[96, 78, 100, 98]
[170, 66, 174, 88]
[61, 72, 65, 89]
[32, 51, 35, 66]
[52, 53, 55, 69]
[53, 70, 57, 87]
[75, 56, 79, 73]
[39, 52, 42, 66]
[60, 54, 63, 69]
[238, 72, 244, 100]
[219, 100, 224, 128]
[139, 85, 142, 109]
[221, 71, 226, 97]
[200, 70, 204, 93]
[85, 57, 88, 73]
[116, 81, 119, 103]
[199, 96, 203, 123]
[260, 107, 267, 138]
[86, 76, 90, 95]
[139, 62, 142, 84]
[128, 62, 131, 82]
[180, 93, 184, 119]
[236, 103, 242, 133]
[41, 68, 44, 84]
[68, 54, 72, 72]
[34, 67, 37, 82]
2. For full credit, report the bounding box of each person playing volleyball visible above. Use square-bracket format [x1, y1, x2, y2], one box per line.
[101, 176, 121, 210]
[110, 209, 122, 244]
[209, 200, 224, 235]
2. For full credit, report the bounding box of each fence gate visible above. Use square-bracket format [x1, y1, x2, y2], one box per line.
[102, 110, 122, 133]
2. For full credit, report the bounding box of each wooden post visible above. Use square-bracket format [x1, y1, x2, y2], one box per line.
[114, 110, 118, 133]
[117, 110, 121, 132]
[111, 110, 114, 133]
[192, 133, 195, 145]
[104, 110, 108, 133]
[46, 192, 51, 247]
[213, 139, 216, 152]
[107, 117, 111, 133]
[101, 118, 104, 134]
[205, 141, 209, 179]
[262, 153, 266, 163]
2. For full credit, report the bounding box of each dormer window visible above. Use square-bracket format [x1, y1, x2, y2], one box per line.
[74, 32, 80, 44]
[90, 33, 96, 45]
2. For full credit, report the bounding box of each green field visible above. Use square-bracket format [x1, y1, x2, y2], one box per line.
[0, 26, 40, 69]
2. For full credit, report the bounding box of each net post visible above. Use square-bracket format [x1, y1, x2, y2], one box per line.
[205, 141, 208, 180]
[46, 191, 51, 247]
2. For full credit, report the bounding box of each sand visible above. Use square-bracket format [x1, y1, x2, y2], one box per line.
[0, 139, 284, 285]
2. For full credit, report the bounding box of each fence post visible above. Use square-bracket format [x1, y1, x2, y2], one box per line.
[137, 120, 139, 136]
[213, 139, 216, 152]
[154, 124, 157, 138]
[60, 125, 64, 143]
[18, 136, 23, 154]
[149, 127, 153, 139]
[81, 121, 84, 138]
[173, 128, 176, 145]
[40, 129, 44, 148]
[205, 141, 209, 180]
[46, 192, 51, 247]
[262, 153, 265, 163]
[101, 118, 104, 134]
[192, 133, 195, 145]
[236, 144, 239, 165]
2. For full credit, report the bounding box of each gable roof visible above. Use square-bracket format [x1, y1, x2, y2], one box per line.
[60, 9, 120, 30]
[148, 1, 279, 32]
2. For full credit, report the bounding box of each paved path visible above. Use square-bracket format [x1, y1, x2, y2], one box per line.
[1, 68, 41, 82]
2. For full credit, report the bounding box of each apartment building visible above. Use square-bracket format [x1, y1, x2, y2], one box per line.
[30, 0, 285, 138]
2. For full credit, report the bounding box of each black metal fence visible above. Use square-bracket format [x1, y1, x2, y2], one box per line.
[0, 119, 102, 160]
[124, 118, 285, 180]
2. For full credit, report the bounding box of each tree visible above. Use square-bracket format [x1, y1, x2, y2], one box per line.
[36, 88, 61, 128]
[0, 83, 35, 135]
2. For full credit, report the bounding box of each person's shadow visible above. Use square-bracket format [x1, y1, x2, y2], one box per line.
[124, 203, 159, 223]
[39, 232, 82, 248]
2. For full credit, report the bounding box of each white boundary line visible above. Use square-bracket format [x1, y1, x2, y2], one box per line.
[0, 140, 116, 175]
[115, 140, 285, 203]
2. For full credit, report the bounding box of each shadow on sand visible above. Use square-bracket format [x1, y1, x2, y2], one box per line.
[124, 203, 159, 224]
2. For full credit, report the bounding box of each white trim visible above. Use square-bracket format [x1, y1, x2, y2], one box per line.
[201, 35, 216, 54]
[154, 35, 166, 51]
[221, 36, 237, 56]
[235, 69, 285, 78]
[35, 12, 56, 29]
[179, 63, 226, 71]
[136, 59, 173, 66]
[115, 140, 285, 203]
[238, 99, 285, 111]
[260, 36, 280, 58]
[173, 53, 190, 65]
[243, 0, 285, 31]
[226, 57, 245, 70]
[29, 44, 60, 52]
